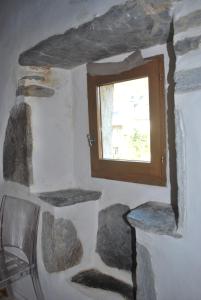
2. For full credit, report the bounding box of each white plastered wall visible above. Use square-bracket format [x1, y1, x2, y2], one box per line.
[0, 0, 201, 300]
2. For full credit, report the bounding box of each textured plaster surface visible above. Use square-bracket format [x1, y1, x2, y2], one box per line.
[26, 68, 75, 193]
[3, 103, 33, 186]
[42, 212, 83, 273]
[39, 189, 101, 206]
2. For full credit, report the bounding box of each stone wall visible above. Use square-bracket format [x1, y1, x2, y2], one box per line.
[1, 1, 201, 300]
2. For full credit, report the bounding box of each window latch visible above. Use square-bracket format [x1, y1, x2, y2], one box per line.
[87, 134, 96, 147]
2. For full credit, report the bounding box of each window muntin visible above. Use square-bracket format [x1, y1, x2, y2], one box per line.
[87, 55, 166, 186]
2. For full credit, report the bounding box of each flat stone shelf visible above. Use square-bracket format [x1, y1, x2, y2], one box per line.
[38, 189, 101, 207]
[126, 201, 180, 237]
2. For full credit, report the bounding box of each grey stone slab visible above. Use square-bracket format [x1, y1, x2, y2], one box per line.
[175, 9, 201, 34]
[71, 269, 134, 300]
[136, 243, 156, 300]
[19, 0, 173, 69]
[3, 103, 33, 186]
[38, 189, 101, 206]
[175, 35, 201, 56]
[127, 201, 177, 236]
[42, 212, 83, 273]
[16, 85, 55, 97]
[175, 67, 201, 93]
[21, 75, 45, 81]
[96, 204, 133, 271]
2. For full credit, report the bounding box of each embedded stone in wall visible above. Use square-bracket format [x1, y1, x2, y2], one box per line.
[39, 189, 101, 207]
[21, 75, 45, 81]
[96, 204, 133, 271]
[136, 243, 156, 300]
[175, 67, 201, 93]
[175, 35, 201, 56]
[127, 201, 177, 236]
[19, 0, 173, 69]
[72, 269, 134, 300]
[175, 9, 201, 33]
[42, 212, 83, 273]
[3, 102, 33, 186]
[16, 85, 55, 97]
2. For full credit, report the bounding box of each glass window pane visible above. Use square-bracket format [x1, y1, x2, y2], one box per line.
[99, 77, 151, 162]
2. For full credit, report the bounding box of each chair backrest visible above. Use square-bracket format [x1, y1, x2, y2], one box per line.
[0, 195, 40, 263]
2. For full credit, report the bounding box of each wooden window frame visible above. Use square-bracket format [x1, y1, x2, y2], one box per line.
[87, 55, 166, 186]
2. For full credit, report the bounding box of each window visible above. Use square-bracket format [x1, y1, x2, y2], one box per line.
[87, 55, 166, 186]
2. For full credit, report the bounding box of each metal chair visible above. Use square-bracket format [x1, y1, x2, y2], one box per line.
[0, 195, 45, 300]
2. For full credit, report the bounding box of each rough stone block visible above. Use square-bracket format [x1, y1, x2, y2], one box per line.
[42, 212, 83, 273]
[3, 103, 33, 186]
[21, 75, 45, 81]
[127, 201, 177, 236]
[19, 1, 173, 69]
[16, 85, 54, 97]
[96, 204, 133, 271]
[72, 269, 134, 300]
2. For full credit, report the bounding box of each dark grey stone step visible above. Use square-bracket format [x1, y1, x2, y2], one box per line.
[38, 189, 101, 207]
[72, 269, 135, 300]
[126, 201, 180, 237]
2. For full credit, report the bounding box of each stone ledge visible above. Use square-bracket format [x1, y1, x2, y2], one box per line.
[16, 85, 55, 97]
[71, 269, 134, 300]
[38, 189, 101, 207]
[126, 201, 180, 237]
